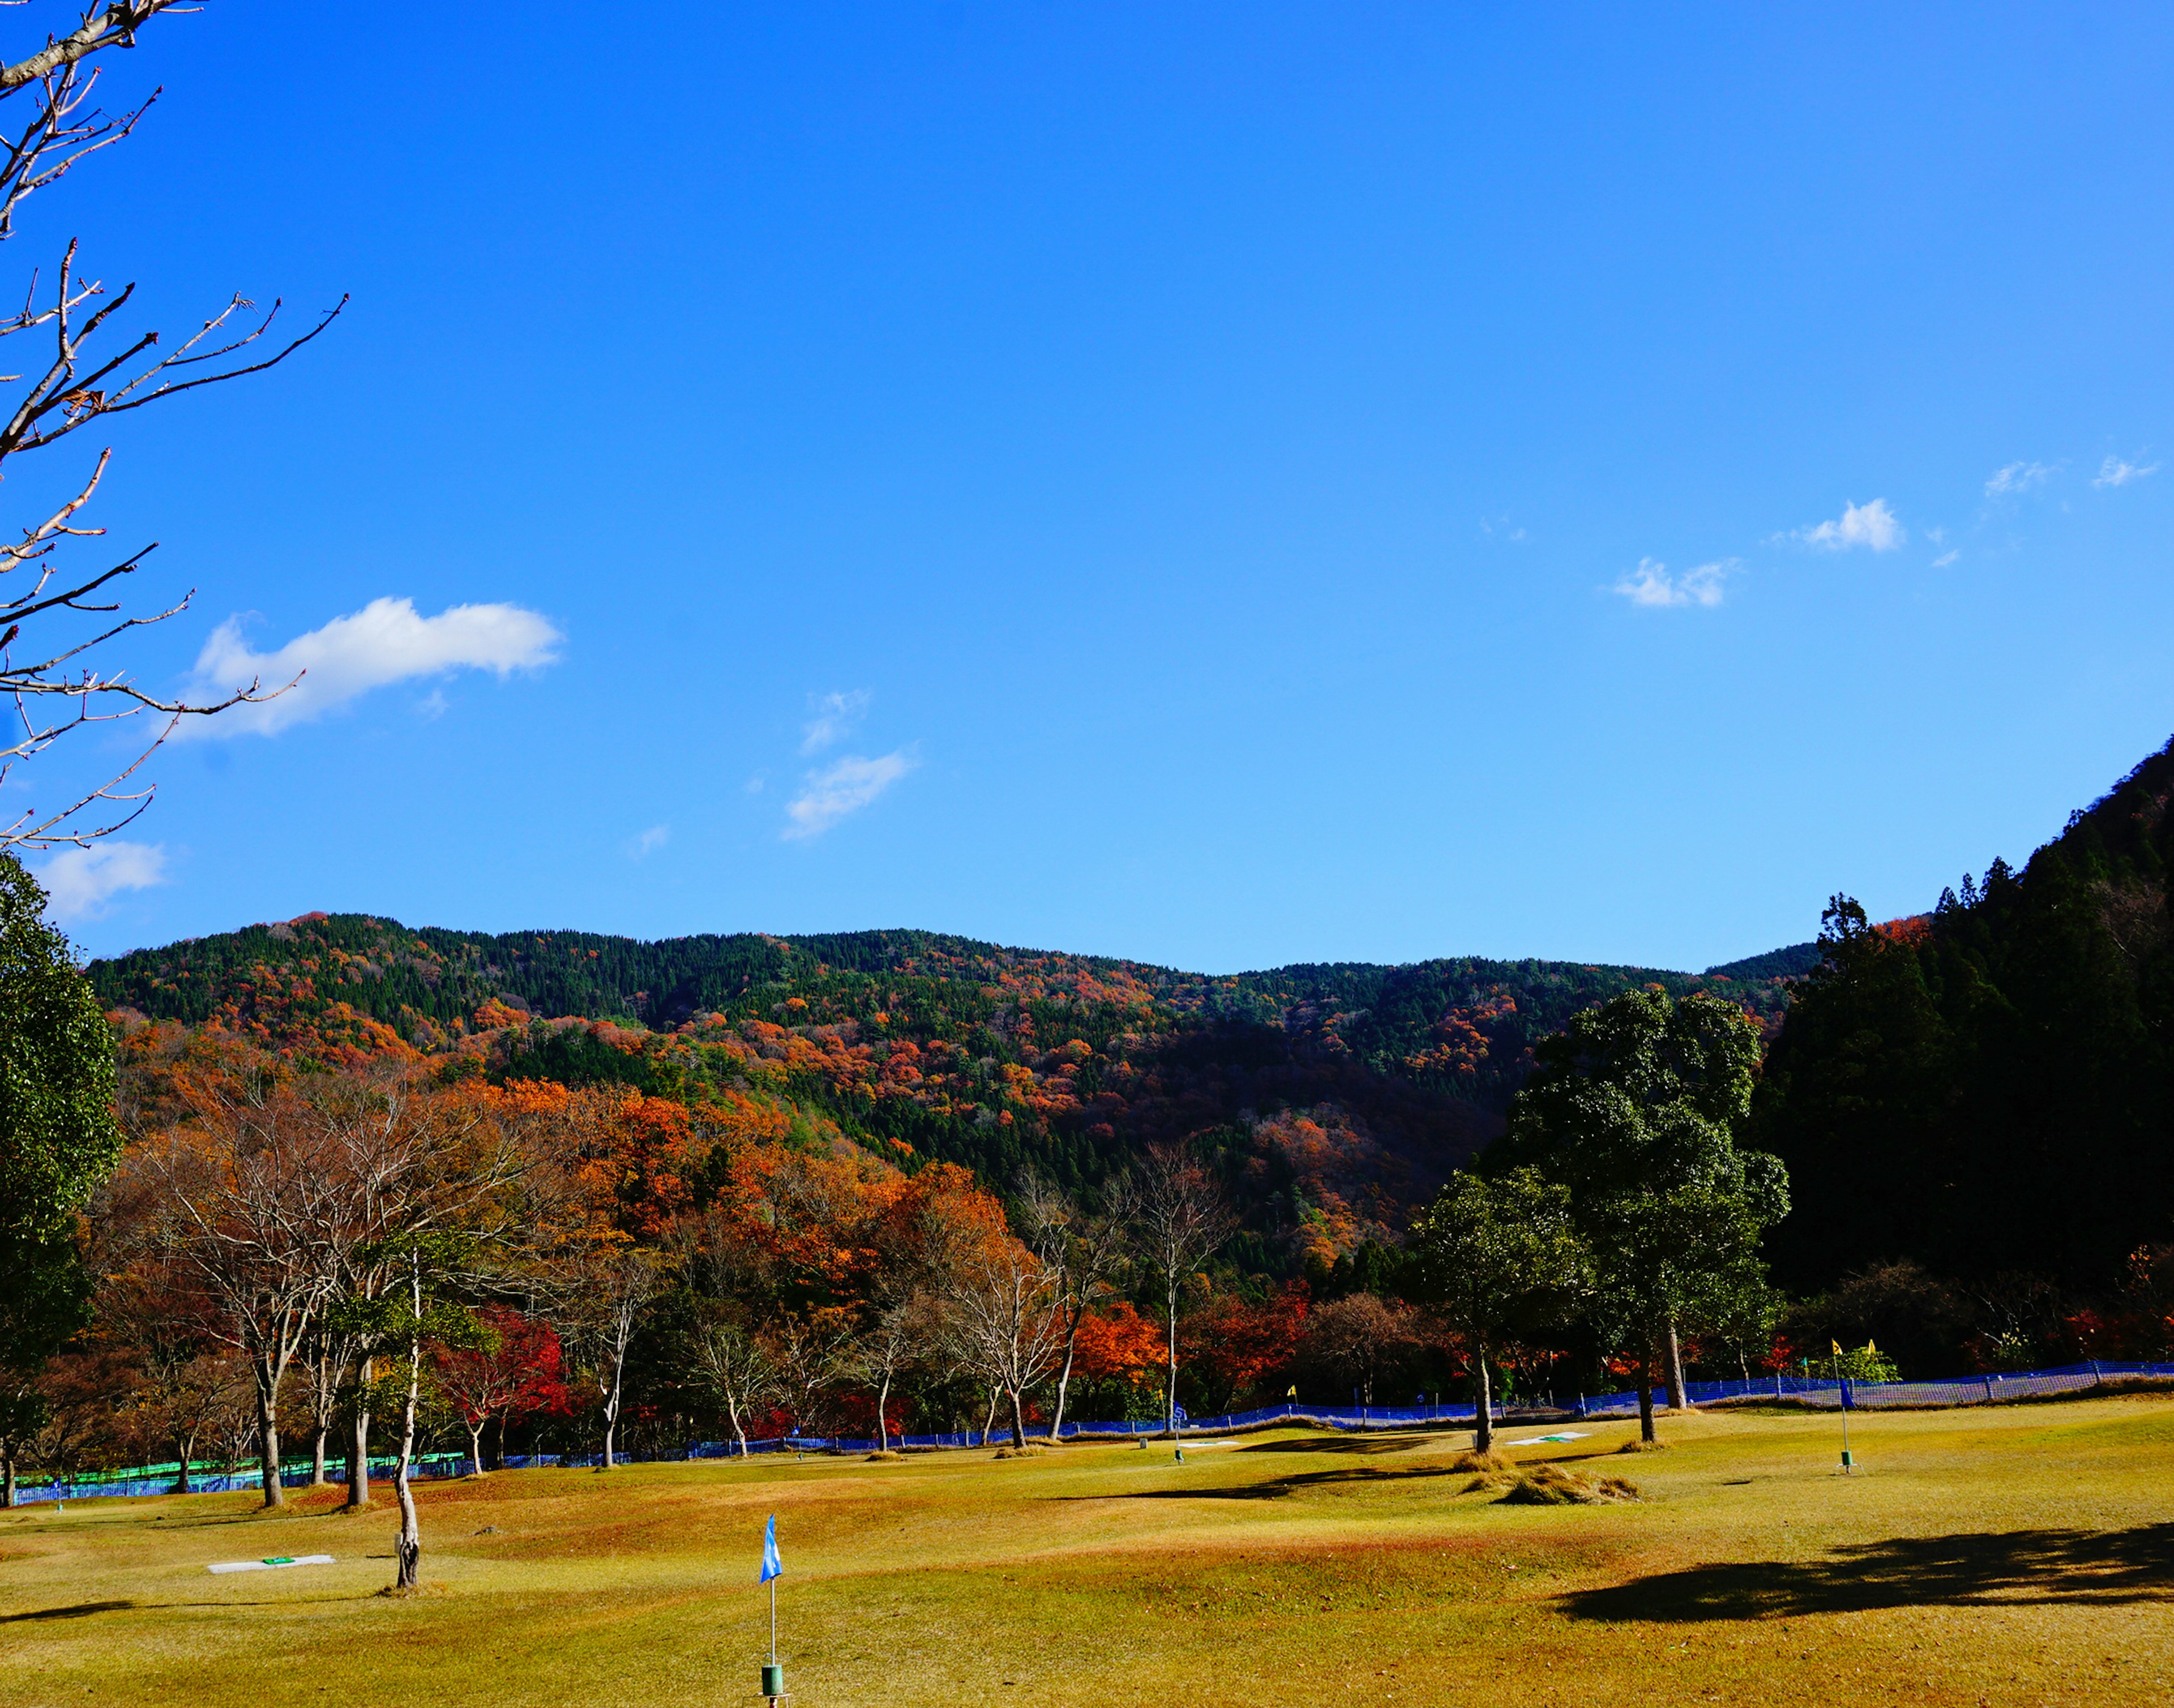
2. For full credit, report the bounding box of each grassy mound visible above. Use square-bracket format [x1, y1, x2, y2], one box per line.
[1616, 1437, 1669, 1452]
[1495, 1462, 1641, 1505]
[1448, 1449, 1510, 1473]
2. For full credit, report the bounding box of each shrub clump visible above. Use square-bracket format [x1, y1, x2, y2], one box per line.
[1617, 1437, 1670, 1453]
[1448, 1449, 1510, 1473]
[1493, 1462, 1641, 1505]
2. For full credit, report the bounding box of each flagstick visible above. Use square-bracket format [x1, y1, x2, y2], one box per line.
[770, 1575, 777, 1669]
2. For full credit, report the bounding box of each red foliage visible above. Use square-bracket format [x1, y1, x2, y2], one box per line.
[431, 1308, 569, 1430]
[1179, 1282, 1311, 1409]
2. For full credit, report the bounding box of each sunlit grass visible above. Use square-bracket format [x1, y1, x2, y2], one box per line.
[6, 1397, 2174, 1706]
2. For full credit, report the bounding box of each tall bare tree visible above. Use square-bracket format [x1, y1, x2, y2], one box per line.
[1018, 1171, 1133, 1442]
[687, 1307, 778, 1457]
[131, 1077, 346, 1507]
[568, 1242, 665, 1470]
[1132, 1142, 1235, 1438]
[942, 1231, 1067, 1449]
[0, 3, 340, 846]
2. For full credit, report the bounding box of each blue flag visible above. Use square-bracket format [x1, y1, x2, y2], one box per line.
[759, 1514, 782, 1584]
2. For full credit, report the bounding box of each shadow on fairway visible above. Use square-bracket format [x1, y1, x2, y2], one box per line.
[0, 1599, 138, 1622]
[1065, 1464, 1464, 1502]
[1563, 1524, 2174, 1620]
[1237, 1434, 1441, 1456]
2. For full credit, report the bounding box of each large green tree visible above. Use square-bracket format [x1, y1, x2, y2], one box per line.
[1409, 1166, 1588, 1453]
[1492, 988, 1788, 1441]
[0, 854, 122, 1504]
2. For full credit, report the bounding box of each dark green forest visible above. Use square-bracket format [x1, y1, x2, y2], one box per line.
[1754, 734, 2174, 1292]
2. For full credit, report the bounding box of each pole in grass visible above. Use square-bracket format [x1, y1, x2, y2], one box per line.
[1831, 1341, 1855, 1473]
[758, 1513, 785, 1701]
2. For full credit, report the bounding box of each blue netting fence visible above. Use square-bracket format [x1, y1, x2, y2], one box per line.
[16, 1359, 2174, 1506]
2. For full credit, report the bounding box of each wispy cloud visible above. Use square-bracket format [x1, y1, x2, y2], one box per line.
[1479, 514, 1528, 543]
[1985, 461, 2056, 497]
[2094, 455, 2159, 489]
[37, 840, 165, 922]
[174, 597, 560, 739]
[628, 824, 669, 859]
[784, 749, 917, 840]
[1612, 558, 1731, 609]
[801, 690, 871, 755]
[1798, 498, 1903, 551]
[1932, 549, 1960, 568]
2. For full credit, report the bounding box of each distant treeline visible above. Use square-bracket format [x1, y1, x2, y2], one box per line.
[1756, 734, 2174, 1291]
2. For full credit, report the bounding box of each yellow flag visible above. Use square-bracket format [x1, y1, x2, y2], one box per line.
[1865, 1340, 1878, 1356]
[1831, 1340, 1844, 1356]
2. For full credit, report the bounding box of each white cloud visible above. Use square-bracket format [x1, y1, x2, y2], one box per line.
[800, 689, 871, 755]
[1612, 558, 1731, 609]
[628, 824, 669, 859]
[174, 597, 561, 739]
[784, 749, 917, 840]
[2094, 455, 2158, 489]
[1985, 461, 2055, 497]
[1932, 549, 1960, 568]
[1799, 498, 1903, 551]
[37, 840, 165, 922]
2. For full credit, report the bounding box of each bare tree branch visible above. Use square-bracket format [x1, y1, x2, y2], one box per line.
[0, 5, 340, 849]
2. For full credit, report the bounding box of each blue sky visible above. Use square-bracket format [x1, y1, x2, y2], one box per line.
[18, 3, 2174, 974]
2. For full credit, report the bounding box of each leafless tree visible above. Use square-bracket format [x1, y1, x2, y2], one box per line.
[129, 1080, 346, 1507]
[941, 1232, 1067, 1449]
[0, 3, 341, 847]
[1018, 1171, 1133, 1441]
[764, 1308, 855, 1441]
[1132, 1142, 1236, 1437]
[687, 1307, 778, 1457]
[566, 1241, 665, 1470]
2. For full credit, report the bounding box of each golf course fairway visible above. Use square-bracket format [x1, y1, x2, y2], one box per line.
[6, 1396, 2173, 1706]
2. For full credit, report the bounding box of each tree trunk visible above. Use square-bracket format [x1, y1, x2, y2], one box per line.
[2, 1449, 14, 1509]
[1637, 1344, 1657, 1444]
[1049, 1307, 1084, 1442]
[1163, 1278, 1180, 1439]
[1663, 1317, 1688, 1410]
[172, 1440, 192, 1496]
[1472, 1333, 1494, 1454]
[598, 1349, 625, 1470]
[393, 1332, 422, 1590]
[310, 1423, 328, 1486]
[979, 1388, 999, 1447]
[876, 1373, 893, 1452]
[1007, 1387, 1027, 1449]
[726, 1393, 747, 1457]
[346, 1357, 373, 1510]
[253, 1356, 284, 1509]
[467, 1421, 487, 1476]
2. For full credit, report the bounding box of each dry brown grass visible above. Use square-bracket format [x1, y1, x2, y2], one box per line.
[7, 1396, 2174, 1706]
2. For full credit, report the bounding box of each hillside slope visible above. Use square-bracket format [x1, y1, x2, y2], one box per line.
[90, 924, 1801, 1275]
[1754, 733, 2174, 1289]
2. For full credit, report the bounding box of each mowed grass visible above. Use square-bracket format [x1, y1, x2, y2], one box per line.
[7, 1399, 2174, 1708]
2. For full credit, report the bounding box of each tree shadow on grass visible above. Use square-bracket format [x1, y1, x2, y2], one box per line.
[1236, 1434, 1440, 1457]
[1063, 1465, 1465, 1502]
[0, 1599, 137, 1622]
[1563, 1525, 2174, 1622]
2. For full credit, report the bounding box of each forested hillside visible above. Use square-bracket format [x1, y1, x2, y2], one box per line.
[1755, 734, 2174, 1291]
[89, 924, 1801, 1278]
